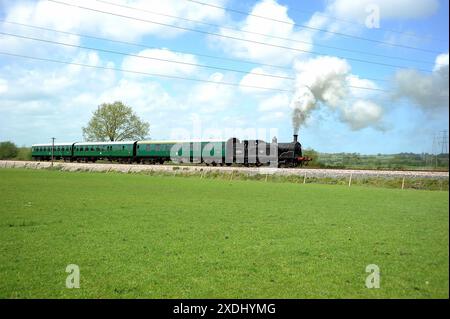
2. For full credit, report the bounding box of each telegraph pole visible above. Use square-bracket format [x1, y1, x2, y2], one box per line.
[51, 137, 55, 167]
[431, 133, 438, 169]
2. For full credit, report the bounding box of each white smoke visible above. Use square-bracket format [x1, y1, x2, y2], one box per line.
[290, 56, 384, 132]
[340, 100, 384, 130]
[291, 87, 315, 134]
[393, 53, 449, 109]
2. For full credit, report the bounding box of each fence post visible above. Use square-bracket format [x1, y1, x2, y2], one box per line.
[401, 177, 405, 190]
[265, 174, 268, 182]
[303, 172, 307, 184]
[348, 173, 353, 187]
[230, 171, 234, 181]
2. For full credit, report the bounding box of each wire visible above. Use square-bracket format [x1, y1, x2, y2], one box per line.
[0, 31, 294, 80]
[0, 51, 291, 92]
[0, 20, 391, 83]
[0, 51, 390, 92]
[95, 0, 438, 67]
[0, 19, 292, 71]
[46, 0, 435, 73]
[283, 3, 447, 43]
[184, 0, 441, 54]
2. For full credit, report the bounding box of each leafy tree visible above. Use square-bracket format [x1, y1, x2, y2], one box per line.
[0, 141, 18, 159]
[82, 101, 150, 141]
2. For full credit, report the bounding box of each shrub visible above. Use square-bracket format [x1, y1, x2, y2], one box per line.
[15, 147, 32, 160]
[0, 141, 18, 159]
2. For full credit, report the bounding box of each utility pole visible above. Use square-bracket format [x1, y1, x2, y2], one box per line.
[431, 133, 438, 169]
[438, 130, 449, 169]
[51, 137, 55, 167]
[439, 130, 448, 154]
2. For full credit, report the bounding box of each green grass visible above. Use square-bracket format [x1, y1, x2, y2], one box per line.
[0, 169, 448, 298]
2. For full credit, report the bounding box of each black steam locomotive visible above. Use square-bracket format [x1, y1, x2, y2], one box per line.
[225, 134, 311, 167]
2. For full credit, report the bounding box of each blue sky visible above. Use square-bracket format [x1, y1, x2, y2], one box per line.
[0, 0, 448, 154]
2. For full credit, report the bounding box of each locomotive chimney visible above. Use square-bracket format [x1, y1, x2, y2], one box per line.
[293, 134, 298, 143]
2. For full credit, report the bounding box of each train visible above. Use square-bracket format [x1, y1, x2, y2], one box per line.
[31, 135, 311, 168]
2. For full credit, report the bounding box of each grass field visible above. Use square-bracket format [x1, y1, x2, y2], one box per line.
[0, 168, 448, 298]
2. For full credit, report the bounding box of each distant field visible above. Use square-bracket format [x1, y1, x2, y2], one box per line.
[304, 151, 449, 171]
[0, 169, 448, 298]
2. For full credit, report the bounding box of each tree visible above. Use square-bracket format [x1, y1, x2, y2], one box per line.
[0, 141, 18, 159]
[82, 101, 150, 141]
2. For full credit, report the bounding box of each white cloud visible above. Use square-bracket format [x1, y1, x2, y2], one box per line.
[239, 67, 290, 94]
[213, 0, 321, 65]
[187, 73, 235, 112]
[434, 53, 449, 72]
[98, 79, 178, 115]
[325, 0, 439, 22]
[258, 111, 285, 123]
[0, 79, 8, 94]
[2, 0, 228, 42]
[121, 49, 198, 77]
[258, 93, 289, 111]
[0, 48, 184, 143]
[307, 0, 440, 45]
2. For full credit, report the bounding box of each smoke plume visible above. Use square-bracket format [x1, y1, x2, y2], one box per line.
[393, 53, 449, 109]
[291, 87, 315, 134]
[290, 56, 383, 132]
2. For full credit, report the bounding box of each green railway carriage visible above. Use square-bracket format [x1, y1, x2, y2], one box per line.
[31, 143, 74, 161]
[136, 140, 176, 164]
[73, 141, 137, 162]
[136, 140, 227, 165]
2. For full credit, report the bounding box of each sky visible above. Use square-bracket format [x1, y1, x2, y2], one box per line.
[0, 0, 448, 154]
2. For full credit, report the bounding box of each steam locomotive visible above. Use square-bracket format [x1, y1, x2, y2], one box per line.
[31, 135, 311, 168]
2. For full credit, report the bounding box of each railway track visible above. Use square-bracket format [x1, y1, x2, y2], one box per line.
[1, 160, 448, 179]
